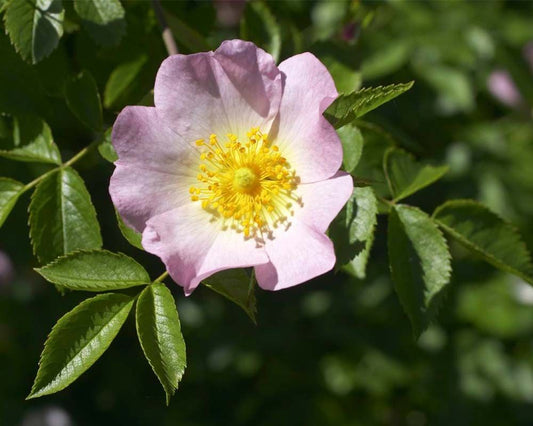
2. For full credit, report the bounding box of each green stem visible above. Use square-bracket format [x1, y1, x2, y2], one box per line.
[153, 271, 169, 283]
[20, 140, 99, 194]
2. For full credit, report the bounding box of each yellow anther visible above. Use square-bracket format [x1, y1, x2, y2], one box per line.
[195, 139, 205, 146]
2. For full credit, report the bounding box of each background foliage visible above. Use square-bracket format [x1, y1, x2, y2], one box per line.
[2, 0, 533, 425]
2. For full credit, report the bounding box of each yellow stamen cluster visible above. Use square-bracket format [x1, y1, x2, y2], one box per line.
[189, 127, 300, 239]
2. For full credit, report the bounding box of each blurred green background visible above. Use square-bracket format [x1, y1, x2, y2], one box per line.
[2, 0, 533, 425]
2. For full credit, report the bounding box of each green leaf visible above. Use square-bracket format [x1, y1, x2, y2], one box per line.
[29, 167, 103, 264]
[383, 147, 448, 202]
[4, 0, 64, 64]
[36, 250, 150, 292]
[64, 70, 103, 131]
[388, 205, 451, 337]
[312, 41, 361, 94]
[0, 115, 61, 164]
[433, 200, 533, 284]
[164, 9, 210, 53]
[203, 269, 257, 324]
[0, 178, 25, 228]
[331, 187, 378, 279]
[240, 1, 281, 62]
[104, 55, 148, 109]
[73, 0, 125, 46]
[325, 81, 414, 129]
[115, 209, 143, 250]
[27, 292, 135, 399]
[97, 128, 118, 163]
[337, 124, 363, 174]
[136, 283, 186, 405]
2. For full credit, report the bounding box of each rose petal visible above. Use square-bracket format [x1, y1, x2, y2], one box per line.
[154, 40, 282, 142]
[142, 203, 269, 295]
[273, 52, 342, 183]
[296, 172, 353, 233]
[255, 221, 336, 291]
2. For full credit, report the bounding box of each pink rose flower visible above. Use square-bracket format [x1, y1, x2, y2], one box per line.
[110, 40, 353, 295]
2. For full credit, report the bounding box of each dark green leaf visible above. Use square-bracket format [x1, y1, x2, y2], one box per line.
[388, 205, 451, 337]
[64, 70, 103, 131]
[164, 9, 210, 53]
[136, 283, 186, 405]
[331, 187, 378, 279]
[433, 200, 533, 284]
[325, 81, 414, 129]
[384, 147, 448, 202]
[116, 209, 143, 250]
[203, 269, 257, 323]
[27, 292, 135, 399]
[104, 55, 148, 109]
[337, 124, 363, 174]
[0, 178, 25, 228]
[29, 167, 103, 264]
[36, 250, 150, 292]
[97, 128, 118, 163]
[0, 115, 61, 164]
[4, 0, 64, 64]
[73, 0, 125, 46]
[240, 1, 281, 62]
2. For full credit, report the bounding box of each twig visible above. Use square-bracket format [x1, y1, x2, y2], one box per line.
[151, 0, 178, 56]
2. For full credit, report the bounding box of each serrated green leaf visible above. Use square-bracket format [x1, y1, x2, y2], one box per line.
[240, 1, 281, 62]
[104, 55, 148, 109]
[29, 167, 102, 264]
[0, 115, 61, 164]
[36, 250, 150, 291]
[325, 81, 414, 129]
[0, 178, 25, 228]
[384, 147, 448, 202]
[97, 128, 118, 163]
[388, 205, 451, 338]
[4, 0, 64, 64]
[331, 187, 378, 280]
[433, 200, 533, 284]
[73, 0, 125, 46]
[64, 70, 103, 131]
[337, 124, 363, 174]
[115, 209, 143, 250]
[203, 269, 257, 323]
[27, 292, 135, 399]
[136, 283, 186, 405]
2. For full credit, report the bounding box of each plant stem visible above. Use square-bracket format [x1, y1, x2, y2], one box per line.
[21, 140, 99, 194]
[153, 271, 169, 283]
[151, 0, 178, 56]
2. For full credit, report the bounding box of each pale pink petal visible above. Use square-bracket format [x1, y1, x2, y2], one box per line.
[110, 164, 193, 233]
[296, 172, 353, 233]
[112, 106, 195, 172]
[273, 53, 342, 183]
[142, 203, 269, 295]
[154, 40, 282, 143]
[255, 221, 336, 291]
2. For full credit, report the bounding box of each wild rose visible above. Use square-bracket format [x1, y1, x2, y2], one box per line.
[110, 40, 353, 295]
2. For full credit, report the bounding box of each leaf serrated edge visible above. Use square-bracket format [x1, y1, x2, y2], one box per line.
[35, 249, 150, 290]
[27, 292, 135, 399]
[432, 199, 533, 285]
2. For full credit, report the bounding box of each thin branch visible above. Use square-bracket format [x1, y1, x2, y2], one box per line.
[151, 0, 178, 56]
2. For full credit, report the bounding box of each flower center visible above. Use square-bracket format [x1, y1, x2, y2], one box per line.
[189, 127, 301, 238]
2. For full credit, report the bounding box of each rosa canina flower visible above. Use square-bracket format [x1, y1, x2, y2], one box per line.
[110, 39, 353, 295]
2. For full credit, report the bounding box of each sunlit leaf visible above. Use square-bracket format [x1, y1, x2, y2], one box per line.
[36, 250, 150, 292]
[0, 178, 24, 228]
[73, 0, 125, 46]
[4, 0, 64, 64]
[136, 283, 186, 405]
[337, 124, 363, 173]
[104, 55, 148, 109]
[27, 292, 135, 399]
[29, 167, 102, 264]
[115, 209, 143, 250]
